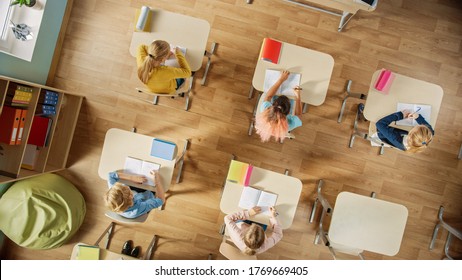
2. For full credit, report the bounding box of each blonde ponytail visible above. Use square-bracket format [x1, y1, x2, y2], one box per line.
[243, 224, 265, 255]
[137, 40, 170, 84]
[407, 125, 433, 153]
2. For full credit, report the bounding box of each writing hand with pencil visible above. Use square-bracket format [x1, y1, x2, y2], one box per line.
[402, 108, 421, 119]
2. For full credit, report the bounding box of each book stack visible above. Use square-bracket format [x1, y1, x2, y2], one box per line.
[0, 106, 28, 145]
[5, 85, 33, 107]
[76, 244, 100, 260]
[150, 138, 178, 160]
[226, 160, 253, 186]
[36, 90, 59, 115]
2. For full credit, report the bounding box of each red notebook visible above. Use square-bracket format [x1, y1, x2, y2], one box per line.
[28, 116, 51, 147]
[0, 106, 21, 145]
[259, 38, 282, 64]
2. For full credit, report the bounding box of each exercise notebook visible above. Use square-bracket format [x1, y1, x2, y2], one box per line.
[263, 69, 301, 97]
[124, 156, 160, 186]
[238, 186, 277, 216]
[396, 103, 431, 126]
[259, 38, 282, 64]
[226, 160, 253, 186]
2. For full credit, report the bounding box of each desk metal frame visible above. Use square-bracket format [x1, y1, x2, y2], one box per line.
[429, 206, 462, 260]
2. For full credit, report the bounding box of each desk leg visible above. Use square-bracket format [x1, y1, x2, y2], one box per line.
[248, 92, 261, 136]
[201, 42, 217, 86]
[248, 85, 254, 99]
[302, 103, 308, 114]
[338, 11, 356, 32]
[458, 143, 462, 159]
[221, 155, 236, 197]
[338, 80, 367, 123]
[175, 139, 189, 184]
[144, 235, 158, 260]
[94, 222, 115, 249]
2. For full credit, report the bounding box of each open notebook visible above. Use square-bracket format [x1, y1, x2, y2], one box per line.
[396, 103, 431, 126]
[164, 45, 187, 68]
[124, 156, 160, 186]
[238, 186, 277, 216]
[263, 69, 301, 97]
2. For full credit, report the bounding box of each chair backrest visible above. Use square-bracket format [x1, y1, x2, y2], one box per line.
[219, 241, 257, 260]
[328, 241, 364, 260]
[104, 211, 148, 224]
[136, 77, 192, 96]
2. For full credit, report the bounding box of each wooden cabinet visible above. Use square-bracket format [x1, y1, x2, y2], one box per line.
[0, 75, 83, 184]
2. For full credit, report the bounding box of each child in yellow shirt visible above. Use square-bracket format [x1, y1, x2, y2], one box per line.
[136, 40, 191, 93]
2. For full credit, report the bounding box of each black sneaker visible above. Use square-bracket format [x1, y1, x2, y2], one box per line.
[358, 103, 365, 114]
[130, 246, 141, 258]
[121, 240, 133, 255]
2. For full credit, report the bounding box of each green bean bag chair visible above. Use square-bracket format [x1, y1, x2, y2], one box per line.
[0, 174, 86, 249]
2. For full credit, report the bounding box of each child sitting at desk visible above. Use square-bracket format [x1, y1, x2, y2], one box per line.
[137, 40, 191, 93]
[375, 109, 434, 153]
[224, 206, 282, 255]
[255, 70, 302, 142]
[104, 170, 165, 219]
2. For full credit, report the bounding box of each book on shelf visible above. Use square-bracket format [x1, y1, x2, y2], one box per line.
[16, 85, 33, 93]
[15, 109, 27, 145]
[76, 244, 100, 260]
[259, 38, 282, 64]
[21, 144, 39, 170]
[0, 106, 21, 145]
[164, 45, 187, 68]
[38, 91, 59, 105]
[36, 104, 56, 115]
[124, 156, 161, 186]
[238, 186, 277, 216]
[150, 138, 178, 160]
[226, 160, 253, 186]
[396, 103, 431, 126]
[28, 116, 52, 147]
[263, 69, 301, 97]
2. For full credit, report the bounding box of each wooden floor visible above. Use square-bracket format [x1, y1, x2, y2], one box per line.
[2, 0, 462, 260]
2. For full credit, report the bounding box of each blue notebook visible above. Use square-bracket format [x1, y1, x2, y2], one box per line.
[150, 139, 177, 160]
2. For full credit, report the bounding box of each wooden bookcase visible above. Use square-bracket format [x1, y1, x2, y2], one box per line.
[0, 75, 83, 184]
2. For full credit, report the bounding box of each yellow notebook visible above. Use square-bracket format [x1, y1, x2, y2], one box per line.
[77, 245, 100, 260]
[227, 160, 252, 186]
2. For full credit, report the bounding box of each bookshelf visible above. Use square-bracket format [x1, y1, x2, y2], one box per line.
[0, 75, 83, 184]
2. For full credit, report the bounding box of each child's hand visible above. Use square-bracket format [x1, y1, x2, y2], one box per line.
[293, 86, 302, 99]
[279, 70, 290, 82]
[249, 206, 261, 216]
[270, 206, 279, 218]
[131, 175, 147, 184]
[401, 109, 411, 118]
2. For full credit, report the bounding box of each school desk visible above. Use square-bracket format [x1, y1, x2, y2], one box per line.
[220, 164, 302, 229]
[129, 8, 214, 85]
[98, 128, 187, 192]
[250, 40, 334, 113]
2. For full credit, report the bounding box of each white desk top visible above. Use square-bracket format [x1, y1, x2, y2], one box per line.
[129, 8, 210, 71]
[364, 70, 444, 129]
[98, 128, 176, 191]
[70, 243, 138, 260]
[220, 166, 302, 229]
[328, 192, 408, 256]
[252, 41, 334, 106]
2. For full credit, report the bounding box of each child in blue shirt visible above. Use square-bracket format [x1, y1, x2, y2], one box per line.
[255, 70, 302, 142]
[104, 170, 165, 219]
[376, 110, 434, 153]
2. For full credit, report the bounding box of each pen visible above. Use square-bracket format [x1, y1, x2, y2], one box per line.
[412, 107, 421, 115]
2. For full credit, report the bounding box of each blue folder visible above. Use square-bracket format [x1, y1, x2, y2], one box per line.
[150, 138, 177, 160]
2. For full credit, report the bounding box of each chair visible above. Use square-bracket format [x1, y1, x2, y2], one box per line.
[429, 206, 462, 260]
[348, 103, 395, 155]
[218, 223, 257, 260]
[337, 80, 367, 123]
[310, 179, 365, 260]
[136, 76, 194, 111]
[104, 211, 149, 224]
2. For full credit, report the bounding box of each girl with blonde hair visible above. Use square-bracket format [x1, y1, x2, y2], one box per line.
[104, 170, 165, 219]
[136, 40, 191, 93]
[224, 206, 282, 255]
[255, 70, 302, 142]
[376, 109, 434, 152]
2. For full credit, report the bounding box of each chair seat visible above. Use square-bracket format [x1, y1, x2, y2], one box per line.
[104, 211, 148, 223]
[368, 122, 393, 148]
[219, 242, 257, 260]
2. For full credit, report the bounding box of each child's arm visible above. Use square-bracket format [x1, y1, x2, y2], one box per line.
[293, 87, 302, 117]
[116, 171, 147, 184]
[410, 113, 435, 135]
[151, 170, 166, 203]
[375, 111, 407, 150]
[263, 70, 289, 102]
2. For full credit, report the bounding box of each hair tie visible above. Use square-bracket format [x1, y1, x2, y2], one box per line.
[148, 54, 154, 58]
[422, 141, 427, 145]
[277, 105, 282, 110]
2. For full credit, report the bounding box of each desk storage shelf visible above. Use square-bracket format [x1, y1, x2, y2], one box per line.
[0, 75, 83, 184]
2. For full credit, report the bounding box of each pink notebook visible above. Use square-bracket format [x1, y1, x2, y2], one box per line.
[243, 165, 253, 187]
[374, 69, 394, 94]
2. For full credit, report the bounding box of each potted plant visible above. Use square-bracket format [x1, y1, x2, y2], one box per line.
[10, 0, 36, 7]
